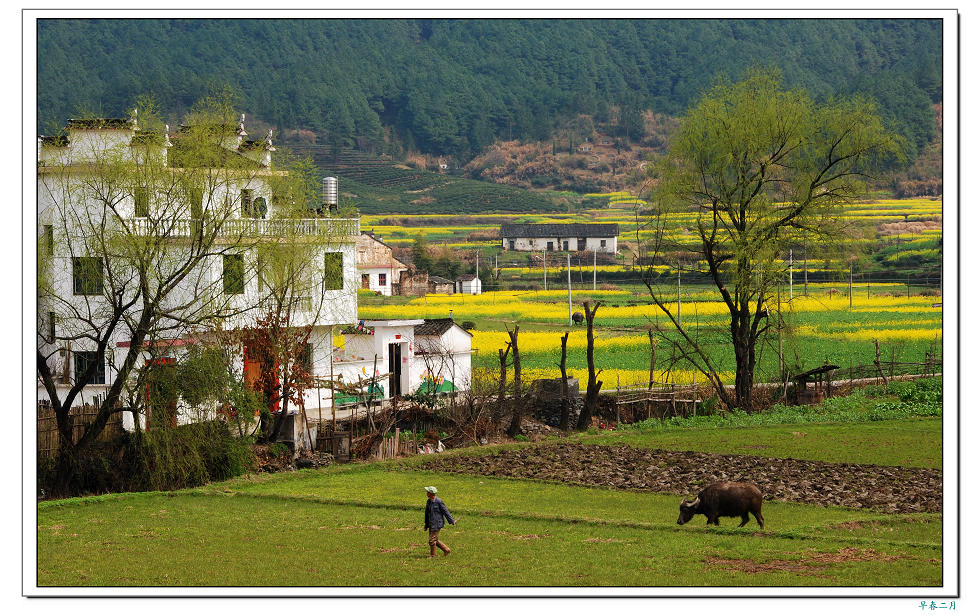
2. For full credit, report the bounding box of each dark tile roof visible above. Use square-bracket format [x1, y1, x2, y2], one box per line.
[67, 118, 132, 130]
[500, 223, 619, 238]
[414, 318, 473, 337]
[239, 139, 269, 151]
[39, 135, 69, 147]
[177, 123, 240, 135]
[428, 275, 453, 285]
[166, 138, 263, 169]
[456, 273, 479, 281]
[130, 130, 166, 146]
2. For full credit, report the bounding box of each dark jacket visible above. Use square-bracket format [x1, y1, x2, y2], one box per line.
[424, 496, 455, 531]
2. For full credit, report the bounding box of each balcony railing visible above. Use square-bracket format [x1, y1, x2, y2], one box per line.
[127, 217, 359, 239]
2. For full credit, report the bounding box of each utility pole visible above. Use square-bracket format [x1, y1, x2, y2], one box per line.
[543, 251, 547, 291]
[567, 253, 573, 326]
[592, 250, 597, 291]
[777, 282, 783, 375]
[789, 249, 793, 300]
[803, 233, 808, 296]
[677, 262, 682, 328]
[867, 271, 870, 300]
[849, 262, 853, 309]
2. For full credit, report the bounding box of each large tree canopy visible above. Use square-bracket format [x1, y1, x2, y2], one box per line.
[644, 69, 903, 411]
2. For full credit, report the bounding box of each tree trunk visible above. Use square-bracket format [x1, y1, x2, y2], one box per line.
[496, 347, 509, 425]
[731, 307, 756, 411]
[577, 301, 602, 429]
[506, 327, 522, 437]
[269, 390, 290, 443]
[648, 329, 656, 390]
[559, 331, 570, 431]
[51, 437, 76, 498]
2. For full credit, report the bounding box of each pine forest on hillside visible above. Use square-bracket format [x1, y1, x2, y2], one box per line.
[38, 19, 941, 176]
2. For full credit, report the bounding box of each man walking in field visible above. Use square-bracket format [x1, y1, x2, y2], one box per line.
[424, 486, 456, 557]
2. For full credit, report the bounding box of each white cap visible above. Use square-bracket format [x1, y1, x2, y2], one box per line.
[424, 486, 438, 494]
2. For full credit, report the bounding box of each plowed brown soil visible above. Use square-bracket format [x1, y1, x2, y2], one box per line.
[419, 443, 941, 514]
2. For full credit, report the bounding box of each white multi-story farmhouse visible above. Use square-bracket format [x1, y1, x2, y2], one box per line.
[499, 223, 619, 254]
[37, 112, 360, 432]
[355, 232, 408, 296]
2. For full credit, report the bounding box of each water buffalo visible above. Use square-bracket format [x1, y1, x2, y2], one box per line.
[677, 481, 764, 529]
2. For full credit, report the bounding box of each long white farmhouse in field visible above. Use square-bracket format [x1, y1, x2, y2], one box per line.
[37, 113, 359, 432]
[500, 223, 619, 254]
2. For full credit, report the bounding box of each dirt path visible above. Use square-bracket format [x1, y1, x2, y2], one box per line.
[419, 442, 941, 514]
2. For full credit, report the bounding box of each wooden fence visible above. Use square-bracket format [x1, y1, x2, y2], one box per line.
[613, 383, 702, 421]
[37, 401, 125, 459]
[373, 428, 419, 461]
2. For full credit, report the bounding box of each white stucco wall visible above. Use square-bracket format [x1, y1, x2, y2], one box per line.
[358, 267, 406, 296]
[502, 235, 617, 254]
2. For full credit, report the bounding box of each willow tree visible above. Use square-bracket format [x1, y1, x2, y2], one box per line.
[643, 69, 902, 411]
[36, 89, 321, 494]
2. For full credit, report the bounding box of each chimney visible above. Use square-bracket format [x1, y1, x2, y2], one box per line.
[322, 177, 338, 212]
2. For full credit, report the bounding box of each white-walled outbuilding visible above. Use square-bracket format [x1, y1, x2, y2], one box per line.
[455, 274, 482, 295]
[326, 319, 473, 407]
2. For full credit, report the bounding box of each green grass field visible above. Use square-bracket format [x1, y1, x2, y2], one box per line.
[37, 381, 943, 587]
[37, 465, 941, 586]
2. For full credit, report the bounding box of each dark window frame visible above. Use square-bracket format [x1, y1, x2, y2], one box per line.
[72, 257, 103, 295]
[134, 187, 150, 218]
[74, 350, 106, 385]
[241, 189, 254, 218]
[298, 342, 313, 375]
[43, 225, 54, 255]
[223, 254, 245, 295]
[324, 252, 343, 291]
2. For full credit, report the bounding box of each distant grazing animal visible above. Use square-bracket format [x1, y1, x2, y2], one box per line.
[677, 481, 764, 530]
[572, 312, 584, 325]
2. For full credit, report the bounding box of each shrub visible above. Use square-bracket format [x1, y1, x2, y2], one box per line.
[38, 420, 256, 498]
[124, 421, 256, 491]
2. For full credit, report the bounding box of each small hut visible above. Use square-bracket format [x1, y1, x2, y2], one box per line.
[791, 363, 840, 405]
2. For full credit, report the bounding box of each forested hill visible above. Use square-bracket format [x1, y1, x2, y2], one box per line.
[37, 19, 942, 161]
